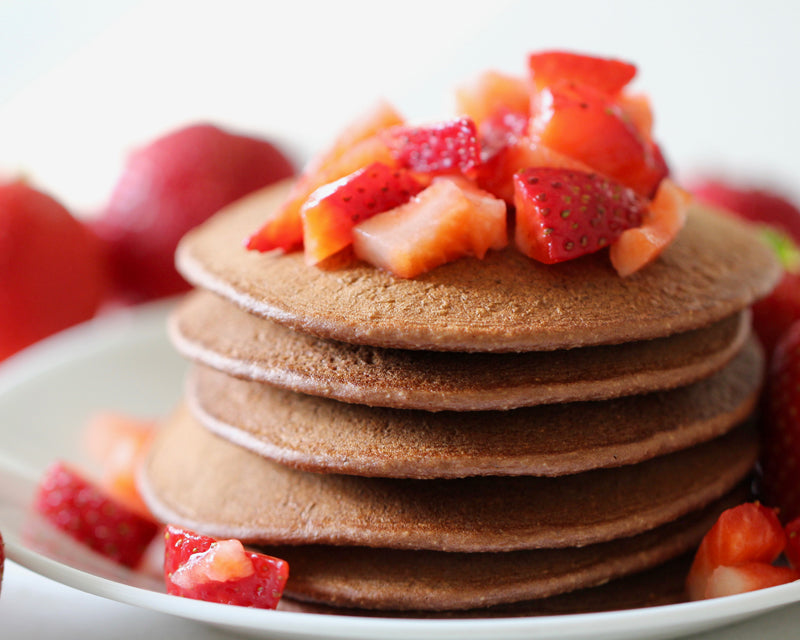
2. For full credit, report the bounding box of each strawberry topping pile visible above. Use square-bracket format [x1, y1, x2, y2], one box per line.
[246, 50, 688, 278]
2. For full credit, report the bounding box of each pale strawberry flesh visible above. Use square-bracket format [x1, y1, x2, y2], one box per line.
[34, 462, 160, 568]
[382, 117, 480, 175]
[704, 563, 800, 599]
[164, 525, 289, 609]
[514, 168, 645, 264]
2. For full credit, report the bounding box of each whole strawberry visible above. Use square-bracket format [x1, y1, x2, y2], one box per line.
[0, 180, 107, 361]
[761, 320, 800, 522]
[93, 123, 295, 302]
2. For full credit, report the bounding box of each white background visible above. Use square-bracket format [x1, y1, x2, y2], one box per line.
[1, 1, 800, 638]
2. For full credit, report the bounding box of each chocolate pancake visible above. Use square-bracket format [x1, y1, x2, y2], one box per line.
[140, 405, 758, 552]
[175, 180, 779, 352]
[265, 489, 742, 611]
[170, 291, 751, 411]
[185, 336, 762, 478]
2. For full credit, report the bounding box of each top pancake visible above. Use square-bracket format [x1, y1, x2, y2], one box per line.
[176, 180, 780, 352]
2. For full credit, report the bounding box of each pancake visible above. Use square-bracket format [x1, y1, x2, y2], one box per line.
[170, 290, 751, 411]
[140, 404, 758, 552]
[277, 554, 695, 616]
[185, 336, 762, 478]
[264, 489, 742, 611]
[175, 180, 779, 352]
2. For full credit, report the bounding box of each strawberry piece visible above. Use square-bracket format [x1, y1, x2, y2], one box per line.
[94, 123, 295, 301]
[0, 180, 107, 361]
[83, 412, 156, 518]
[513, 168, 646, 265]
[381, 117, 480, 176]
[246, 102, 403, 253]
[686, 502, 786, 600]
[164, 525, 288, 609]
[609, 178, 691, 277]
[34, 462, 160, 568]
[455, 70, 531, 127]
[352, 177, 507, 278]
[761, 321, 800, 521]
[529, 51, 637, 94]
[617, 93, 654, 141]
[704, 563, 800, 599]
[530, 81, 668, 197]
[301, 163, 424, 265]
[785, 517, 800, 569]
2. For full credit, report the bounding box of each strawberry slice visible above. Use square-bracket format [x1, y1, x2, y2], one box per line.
[455, 70, 531, 126]
[528, 51, 637, 94]
[530, 80, 668, 197]
[34, 462, 160, 568]
[301, 163, 424, 265]
[785, 517, 800, 569]
[686, 502, 787, 600]
[704, 563, 800, 599]
[513, 168, 646, 265]
[761, 321, 800, 521]
[246, 102, 403, 253]
[164, 525, 288, 609]
[609, 178, 691, 277]
[352, 177, 507, 278]
[381, 117, 481, 176]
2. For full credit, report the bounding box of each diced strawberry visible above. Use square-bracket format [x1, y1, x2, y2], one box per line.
[530, 80, 668, 197]
[34, 462, 160, 568]
[618, 93, 654, 141]
[528, 51, 637, 94]
[454, 70, 531, 126]
[164, 525, 288, 609]
[246, 102, 403, 253]
[686, 502, 787, 601]
[352, 177, 507, 278]
[785, 517, 800, 569]
[300, 163, 424, 265]
[704, 563, 800, 599]
[83, 412, 156, 518]
[381, 117, 481, 176]
[609, 178, 691, 277]
[761, 321, 800, 522]
[513, 168, 646, 265]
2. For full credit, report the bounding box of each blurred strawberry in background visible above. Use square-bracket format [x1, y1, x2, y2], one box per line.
[92, 123, 295, 303]
[690, 178, 800, 359]
[0, 179, 107, 362]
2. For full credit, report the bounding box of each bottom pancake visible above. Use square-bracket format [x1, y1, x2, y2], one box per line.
[267, 490, 744, 611]
[140, 405, 757, 553]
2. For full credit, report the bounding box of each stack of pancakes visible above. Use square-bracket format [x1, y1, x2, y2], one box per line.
[140, 180, 780, 616]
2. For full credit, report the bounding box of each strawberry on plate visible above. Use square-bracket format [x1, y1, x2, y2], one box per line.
[528, 51, 637, 94]
[704, 563, 800, 599]
[761, 321, 800, 522]
[164, 525, 288, 609]
[513, 168, 646, 264]
[686, 502, 792, 600]
[34, 461, 160, 568]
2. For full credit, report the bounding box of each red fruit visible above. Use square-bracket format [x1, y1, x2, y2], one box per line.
[94, 123, 295, 301]
[528, 51, 637, 94]
[34, 461, 160, 568]
[352, 177, 507, 278]
[761, 321, 800, 521]
[0, 180, 107, 361]
[704, 562, 800, 599]
[454, 70, 531, 127]
[164, 525, 288, 609]
[301, 163, 424, 265]
[513, 168, 646, 265]
[785, 517, 800, 569]
[753, 270, 800, 357]
[530, 81, 668, 197]
[381, 117, 481, 176]
[609, 178, 691, 277]
[686, 502, 787, 600]
[690, 180, 800, 246]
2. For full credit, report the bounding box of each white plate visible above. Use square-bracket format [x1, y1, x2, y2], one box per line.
[1, 301, 800, 640]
